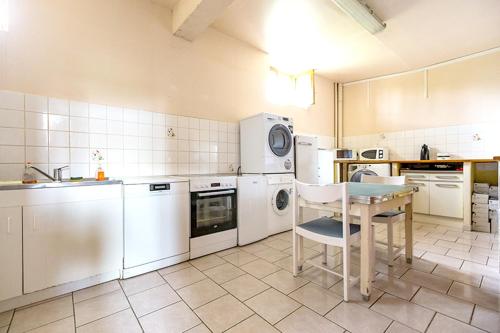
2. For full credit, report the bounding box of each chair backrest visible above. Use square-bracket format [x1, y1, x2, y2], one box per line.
[361, 174, 406, 185]
[294, 180, 350, 240]
[295, 180, 346, 204]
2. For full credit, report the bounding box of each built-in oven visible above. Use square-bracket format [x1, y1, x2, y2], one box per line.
[190, 186, 237, 238]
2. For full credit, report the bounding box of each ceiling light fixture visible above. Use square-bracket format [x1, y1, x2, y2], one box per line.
[332, 0, 385, 34]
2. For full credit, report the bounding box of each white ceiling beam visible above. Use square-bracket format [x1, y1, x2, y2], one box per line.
[172, 0, 235, 41]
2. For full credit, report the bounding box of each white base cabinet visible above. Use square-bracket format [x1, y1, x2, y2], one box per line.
[0, 207, 22, 302]
[403, 171, 463, 219]
[22, 187, 123, 294]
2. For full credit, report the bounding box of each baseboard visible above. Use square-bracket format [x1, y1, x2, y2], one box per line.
[413, 213, 463, 230]
[0, 270, 120, 313]
[122, 253, 190, 279]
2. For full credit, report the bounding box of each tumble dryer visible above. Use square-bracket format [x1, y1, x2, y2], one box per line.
[240, 113, 294, 174]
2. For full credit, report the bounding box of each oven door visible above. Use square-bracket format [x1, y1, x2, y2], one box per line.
[191, 189, 237, 238]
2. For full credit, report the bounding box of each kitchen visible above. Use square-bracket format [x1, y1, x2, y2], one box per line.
[0, 0, 499, 332]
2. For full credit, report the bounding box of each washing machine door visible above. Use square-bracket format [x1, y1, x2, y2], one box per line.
[272, 187, 291, 216]
[268, 124, 292, 157]
[350, 169, 377, 182]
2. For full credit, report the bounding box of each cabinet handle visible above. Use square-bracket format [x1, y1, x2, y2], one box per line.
[7, 217, 11, 234]
[408, 175, 426, 178]
[411, 183, 426, 186]
[33, 216, 38, 231]
[436, 175, 459, 179]
[436, 184, 459, 188]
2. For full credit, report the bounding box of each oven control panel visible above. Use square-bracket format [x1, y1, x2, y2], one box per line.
[190, 177, 237, 192]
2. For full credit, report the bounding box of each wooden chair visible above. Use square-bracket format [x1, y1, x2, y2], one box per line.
[361, 175, 406, 266]
[293, 181, 360, 301]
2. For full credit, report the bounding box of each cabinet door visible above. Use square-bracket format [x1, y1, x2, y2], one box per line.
[407, 180, 430, 214]
[0, 207, 22, 301]
[23, 199, 123, 293]
[429, 182, 464, 218]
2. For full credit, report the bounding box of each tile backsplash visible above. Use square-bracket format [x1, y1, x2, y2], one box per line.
[343, 123, 500, 160]
[0, 90, 240, 181]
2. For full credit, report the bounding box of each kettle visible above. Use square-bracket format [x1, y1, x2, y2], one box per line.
[420, 144, 430, 160]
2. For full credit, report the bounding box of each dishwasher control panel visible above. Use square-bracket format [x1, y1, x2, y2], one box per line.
[150, 183, 171, 191]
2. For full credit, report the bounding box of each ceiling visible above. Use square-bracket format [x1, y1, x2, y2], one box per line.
[153, 0, 500, 82]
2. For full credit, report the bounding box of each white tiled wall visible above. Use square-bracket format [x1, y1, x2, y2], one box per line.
[343, 123, 500, 160]
[0, 90, 240, 181]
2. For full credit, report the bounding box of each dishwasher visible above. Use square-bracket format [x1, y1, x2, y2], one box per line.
[123, 177, 190, 278]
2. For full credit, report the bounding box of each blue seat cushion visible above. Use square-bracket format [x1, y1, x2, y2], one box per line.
[374, 210, 405, 218]
[297, 216, 360, 238]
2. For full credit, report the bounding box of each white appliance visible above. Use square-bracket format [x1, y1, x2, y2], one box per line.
[295, 135, 334, 185]
[318, 150, 334, 184]
[189, 175, 238, 259]
[359, 148, 389, 160]
[348, 164, 391, 182]
[123, 177, 190, 278]
[267, 173, 294, 235]
[240, 113, 294, 174]
[333, 148, 358, 161]
[237, 175, 268, 245]
[295, 135, 318, 183]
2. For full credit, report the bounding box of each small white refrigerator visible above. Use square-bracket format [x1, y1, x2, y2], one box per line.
[295, 135, 334, 185]
[294, 135, 335, 221]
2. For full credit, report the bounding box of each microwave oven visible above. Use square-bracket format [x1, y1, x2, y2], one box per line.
[359, 148, 389, 160]
[333, 148, 357, 160]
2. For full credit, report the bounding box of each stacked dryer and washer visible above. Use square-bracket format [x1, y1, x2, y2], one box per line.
[237, 113, 295, 245]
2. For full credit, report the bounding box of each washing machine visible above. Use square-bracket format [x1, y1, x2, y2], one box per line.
[267, 173, 294, 235]
[348, 163, 391, 182]
[240, 113, 294, 174]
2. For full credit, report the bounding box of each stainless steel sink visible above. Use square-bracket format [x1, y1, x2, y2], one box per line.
[0, 178, 122, 190]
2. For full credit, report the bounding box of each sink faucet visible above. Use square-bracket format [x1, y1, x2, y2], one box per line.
[26, 164, 69, 182]
[53, 165, 69, 182]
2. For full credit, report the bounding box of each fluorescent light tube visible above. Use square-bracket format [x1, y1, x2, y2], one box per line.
[332, 0, 386, 34]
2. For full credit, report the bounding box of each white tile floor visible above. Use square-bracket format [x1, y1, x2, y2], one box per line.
[1, 221, 499, 333]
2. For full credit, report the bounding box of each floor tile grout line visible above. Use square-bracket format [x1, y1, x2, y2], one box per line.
[71, 293, 76, 333]
[73, 283, 123, 305]
[9, 314, 74, 333]
[423, 305, 438, 333]
[74, 308, 133, 331]
[5, 307, 14, 333]
[117, 276, 145, 332]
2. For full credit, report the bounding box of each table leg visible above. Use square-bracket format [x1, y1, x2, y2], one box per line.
[360, 204, 372, 301]
[405, 200, 413, 264]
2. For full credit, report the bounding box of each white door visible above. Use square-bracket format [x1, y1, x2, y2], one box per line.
[124, 183, 189, 268]
[23, 199, 123, 293]
[407, 180, 430, 214]
[237, 176, 267, 245]
[429, 182, 464, 218]
[0, 207, 22, 301]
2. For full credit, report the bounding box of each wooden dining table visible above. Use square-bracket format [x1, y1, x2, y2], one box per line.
[318, 182, 416, 300]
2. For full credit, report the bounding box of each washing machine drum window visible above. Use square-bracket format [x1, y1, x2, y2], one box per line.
[268, 124, 292, 157]
[273, 189, 290, 215]
[350, 169, 377, 182]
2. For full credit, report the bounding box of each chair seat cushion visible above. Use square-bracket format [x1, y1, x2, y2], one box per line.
[375, 210, 405, 218]
[297, 216, 360, 238]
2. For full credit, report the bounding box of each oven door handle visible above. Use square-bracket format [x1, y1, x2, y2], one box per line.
[197, 190, 235, 197]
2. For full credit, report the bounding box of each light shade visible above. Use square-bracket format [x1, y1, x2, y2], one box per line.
[332, 0, 385, 34]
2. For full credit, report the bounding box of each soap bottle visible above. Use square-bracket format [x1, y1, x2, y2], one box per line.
[96, 165, 105, 181]
[22, 163, 37, 184]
